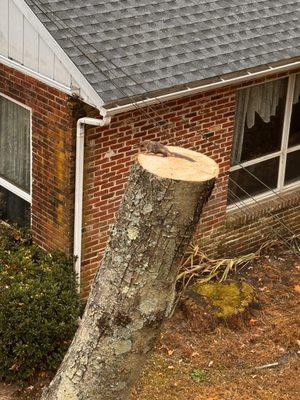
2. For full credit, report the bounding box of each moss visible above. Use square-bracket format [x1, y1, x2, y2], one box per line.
[191, 369, 209, 383]
[192, 282, 255, 318]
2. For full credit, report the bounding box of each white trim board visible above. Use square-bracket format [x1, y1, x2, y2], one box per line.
[2, 0, 104, 110]
[227, 181, 300, 212]
[230, 143, 300, 173]
[277, 75, 296, 190]
[0, 89, 32, 111]
[0, 54, 73, 96]
[0, 177, 31, 203]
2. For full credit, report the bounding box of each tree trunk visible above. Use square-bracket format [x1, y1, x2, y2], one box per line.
[42, 146, 218, 400]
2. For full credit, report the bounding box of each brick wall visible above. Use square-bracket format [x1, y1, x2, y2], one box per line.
[0, 63, 77, 255]
[200, 187, 300, 257]
[81, 69, 300, 296]
[1, 61, 299, 297]
[81, 88, 236, 295]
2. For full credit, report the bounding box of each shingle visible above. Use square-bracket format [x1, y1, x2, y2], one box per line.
[25, 0, 300, 103]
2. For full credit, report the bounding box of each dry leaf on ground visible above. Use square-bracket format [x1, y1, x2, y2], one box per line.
[293, 285, 300, 293]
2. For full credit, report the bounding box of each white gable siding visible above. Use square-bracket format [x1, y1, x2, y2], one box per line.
[38, 36, 55, 79]
[8, 0, 24, 63]
[23, 16, 39, 70]
[0, 0, 9, 56]
[0, 0, 70, 85]
[54, 55, 71, 86]
[0, 0, 103, 109]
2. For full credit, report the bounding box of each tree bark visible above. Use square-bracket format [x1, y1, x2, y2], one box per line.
[41, 147, 218, 400]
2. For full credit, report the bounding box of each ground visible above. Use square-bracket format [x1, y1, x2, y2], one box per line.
[1, 249, 299, 400]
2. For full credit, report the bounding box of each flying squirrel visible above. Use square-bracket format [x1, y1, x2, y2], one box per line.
[139, 140, 195, 162]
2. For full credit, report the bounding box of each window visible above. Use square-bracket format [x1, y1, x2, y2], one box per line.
[228, 74, 300, 206]
[0, 94, 31, 226]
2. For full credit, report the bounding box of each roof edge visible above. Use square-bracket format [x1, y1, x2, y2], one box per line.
[100, 57, 300, 117]
[15, 0, 105, 109]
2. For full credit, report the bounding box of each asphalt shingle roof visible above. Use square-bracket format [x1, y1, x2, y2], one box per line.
[25, 0, 300, 104]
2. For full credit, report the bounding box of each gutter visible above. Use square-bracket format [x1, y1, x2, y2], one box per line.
[100, 60, 300, 117]
[74, 116, 111, 288]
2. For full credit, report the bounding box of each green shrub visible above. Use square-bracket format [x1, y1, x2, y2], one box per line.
[0, 226, 81, 382]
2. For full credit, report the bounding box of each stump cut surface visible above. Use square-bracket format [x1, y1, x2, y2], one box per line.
[138, 146, 219, 182]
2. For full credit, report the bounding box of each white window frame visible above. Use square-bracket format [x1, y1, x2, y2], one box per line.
[0, 92, 32, 204]
[228, 74, 300, 211]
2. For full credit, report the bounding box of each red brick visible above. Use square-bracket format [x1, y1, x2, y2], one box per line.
[0, 63, 76, 256]
[2, 60, 299, 297]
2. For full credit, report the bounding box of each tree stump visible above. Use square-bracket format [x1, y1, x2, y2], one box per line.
[42, 146, 218, 400]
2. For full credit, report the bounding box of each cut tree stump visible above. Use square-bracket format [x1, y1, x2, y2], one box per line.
[41, 146, 218, 400]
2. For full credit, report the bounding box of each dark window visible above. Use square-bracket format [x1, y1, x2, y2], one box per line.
[288, 80, 300, 148]
[0, 187, 30, 227]
[232, 78, 288, 166]
[228, 157, 279, 202]
[0, 95, 31, 227]
[240, 94, 286, 162]
[228, 75, 300, 206]
[285, 150, 300, 186]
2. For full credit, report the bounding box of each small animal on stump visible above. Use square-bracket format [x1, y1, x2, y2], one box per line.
[140, 140, 195, 162]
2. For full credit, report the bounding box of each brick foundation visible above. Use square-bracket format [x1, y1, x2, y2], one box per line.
[200, 187, 300, 257]
[0, 63, 76, 255]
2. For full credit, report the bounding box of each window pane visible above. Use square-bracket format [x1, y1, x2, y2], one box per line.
[232, 78, 287, 164]
[0, 187, 30, 227]
[288, 75, 300, 147]
[284, 150, 300, 185]
[228, 157, 279, 204]
[0, 96, 30, 192]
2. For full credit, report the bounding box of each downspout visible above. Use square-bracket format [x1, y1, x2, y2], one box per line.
[74, 116, 111, 288]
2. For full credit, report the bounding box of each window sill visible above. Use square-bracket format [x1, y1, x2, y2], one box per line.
[225, 185, 300, 230]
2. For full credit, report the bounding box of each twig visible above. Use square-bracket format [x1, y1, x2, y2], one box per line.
[255, 362, 279, 370]
[176, 264, 205, 281]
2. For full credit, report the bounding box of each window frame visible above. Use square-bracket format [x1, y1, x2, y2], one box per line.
[0, 92, 32, 205]
[228, 74, 300, 211]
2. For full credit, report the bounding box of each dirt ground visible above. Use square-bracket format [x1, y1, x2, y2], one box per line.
[1, 250, 300, 400]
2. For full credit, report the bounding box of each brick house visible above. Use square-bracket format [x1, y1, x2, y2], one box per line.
[0, 0, 299, 295]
